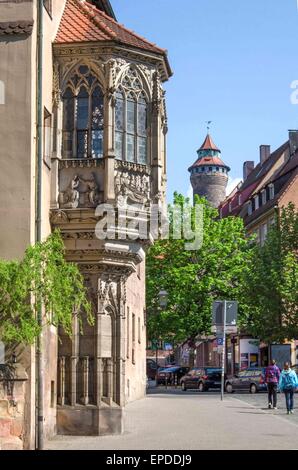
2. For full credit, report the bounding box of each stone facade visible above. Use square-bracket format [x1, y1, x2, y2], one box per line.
[0, 364, 28, 450]
[0, 0, 171, 447]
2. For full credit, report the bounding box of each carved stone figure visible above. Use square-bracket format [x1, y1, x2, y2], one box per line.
[60, 175, 80, 208]
[85, 173, 100, 206]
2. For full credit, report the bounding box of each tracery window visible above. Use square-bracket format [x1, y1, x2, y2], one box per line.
[115, 67, 148, 164]
[62, 65, 104, 158]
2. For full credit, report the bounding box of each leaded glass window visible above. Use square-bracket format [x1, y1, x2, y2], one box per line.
[62, 65, 104, 158]
[114, 67, 148, 164]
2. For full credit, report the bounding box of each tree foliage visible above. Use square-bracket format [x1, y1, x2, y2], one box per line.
[146, 194, 252, 344]
[241, 203, 298, 343]
[0, 230, 92, 344]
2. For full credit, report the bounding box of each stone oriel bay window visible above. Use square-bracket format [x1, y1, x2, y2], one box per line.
[62, 65, 104, 159]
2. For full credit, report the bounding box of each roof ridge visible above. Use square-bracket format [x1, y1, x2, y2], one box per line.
[79, 0, 165, 53]
[75, 0, 117, 39]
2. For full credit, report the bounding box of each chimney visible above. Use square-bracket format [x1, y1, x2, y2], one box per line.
[260, 145, 271, 164]
[243, 161, 255, 181]
[289, 130, 298, 155]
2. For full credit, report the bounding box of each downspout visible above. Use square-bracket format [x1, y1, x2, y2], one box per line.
[36, 0, 44, 450]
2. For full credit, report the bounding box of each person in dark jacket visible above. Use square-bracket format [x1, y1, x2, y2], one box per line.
[265, 360, 280, 409]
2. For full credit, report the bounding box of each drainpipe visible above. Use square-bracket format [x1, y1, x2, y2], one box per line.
[36, 0, 44, 450]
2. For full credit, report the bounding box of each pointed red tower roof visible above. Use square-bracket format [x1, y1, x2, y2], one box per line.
[198, 133, 220, 152]
[188, 133, 230, 172]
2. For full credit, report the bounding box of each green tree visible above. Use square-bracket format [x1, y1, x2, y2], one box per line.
[146, 194, 252, 344]
[241, 203, 298, 343]
[0, 230, 92, 345]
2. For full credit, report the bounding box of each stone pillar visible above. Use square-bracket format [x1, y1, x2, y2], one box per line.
[81, 356, 89, 406]
[103, 67, 115, 203]
[70, 314, 79, 406]
[57, 356, 66, 406]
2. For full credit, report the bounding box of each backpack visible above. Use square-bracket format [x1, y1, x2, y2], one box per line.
[283, 372, 294, 391]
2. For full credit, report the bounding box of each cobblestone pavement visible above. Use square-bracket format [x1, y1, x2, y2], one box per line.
[46, 388, 298, 450]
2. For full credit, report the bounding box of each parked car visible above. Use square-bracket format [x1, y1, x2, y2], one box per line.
[225, 367, 267, 394]
[180, 367, 223, 392]
[157, 366, 190, 385]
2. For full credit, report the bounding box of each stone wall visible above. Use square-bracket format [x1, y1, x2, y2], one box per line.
[0, 364, 28, 451]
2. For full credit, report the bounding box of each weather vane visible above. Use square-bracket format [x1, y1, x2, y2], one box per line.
[205, 121, 212, 133]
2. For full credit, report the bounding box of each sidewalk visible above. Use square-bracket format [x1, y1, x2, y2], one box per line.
[46, 391, 298, 450]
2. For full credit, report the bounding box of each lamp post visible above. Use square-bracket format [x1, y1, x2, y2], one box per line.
[154, 290, 168, 373]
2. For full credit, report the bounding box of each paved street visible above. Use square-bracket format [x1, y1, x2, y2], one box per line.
[46, 389, 298, 450]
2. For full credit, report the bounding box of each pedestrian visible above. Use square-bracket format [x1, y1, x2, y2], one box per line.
[278, 362, 298, 414]
[265, 359, 280, 409]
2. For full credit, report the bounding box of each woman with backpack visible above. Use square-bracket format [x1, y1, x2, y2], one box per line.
[278, 362, 298, 414]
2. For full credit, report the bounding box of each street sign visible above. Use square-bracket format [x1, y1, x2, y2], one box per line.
[217, 337, 224, 346]
[212, 301, 238, 326]
[212, 325, 238, 334]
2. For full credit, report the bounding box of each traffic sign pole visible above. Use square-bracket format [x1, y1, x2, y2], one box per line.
[221, 300, 227, 401]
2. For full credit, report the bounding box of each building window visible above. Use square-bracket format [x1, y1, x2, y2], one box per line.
[254, 195, 259, 210]
[269, 184, 275, 200]
[238, 194, 242, 206]
[0, 81, 4, 105]
[0, 341, 5, 364]
[126, 307, 130, 359]
[229, 202, 232, 213]
[43, 0, 52, 17]
[248, 201, 253, 216]
[132, 313, 136, 364]
[260, 223, 268, 246]
[261, 189, 266, 205]
[216, 167, 219, 171]
[138, 317, 141, 344]
[62, 65, 104, 159]
[43, 108, 52, 168]
[209, 167, 212, 172]
[115, 67, 148, 164]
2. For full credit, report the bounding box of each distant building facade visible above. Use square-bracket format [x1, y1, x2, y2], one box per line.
[219, 130, 298, 368]
[189, 134, 230, 207]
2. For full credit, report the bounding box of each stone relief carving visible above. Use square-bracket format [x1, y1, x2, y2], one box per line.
[115, 170, 151, 205]
[53, 62, 61, 108]
[59, 173, 101, 209]
[59, 175, 80, 209]
[50, 210, 70, 225]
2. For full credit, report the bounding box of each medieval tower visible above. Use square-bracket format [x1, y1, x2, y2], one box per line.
[188, 134, 230, 207]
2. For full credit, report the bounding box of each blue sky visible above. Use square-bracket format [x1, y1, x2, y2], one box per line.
[112, 0, 298, 199]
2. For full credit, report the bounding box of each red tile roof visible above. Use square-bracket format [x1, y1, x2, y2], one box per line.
[190, 156, 228, 168]
[199, 134, 220, 152]
[55, 0, 166, 56]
